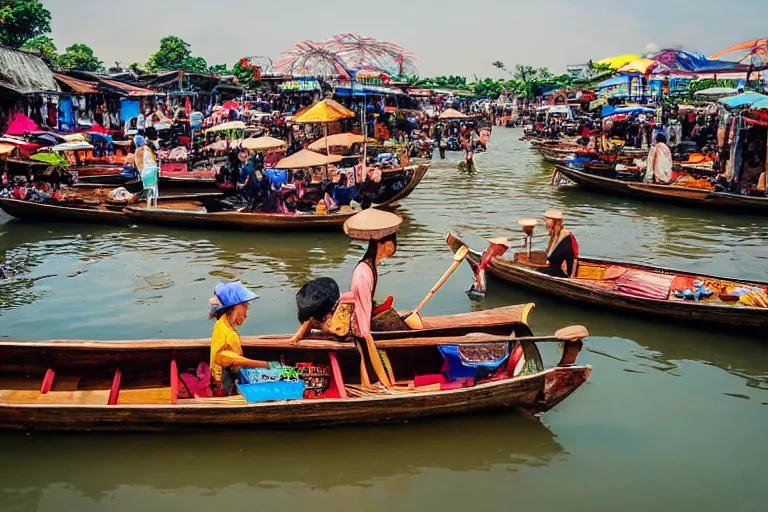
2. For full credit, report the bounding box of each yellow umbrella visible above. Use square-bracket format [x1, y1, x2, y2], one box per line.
[595, 54, 641, 70]
[617, 58, 659, 75]
[242, 136, 287, 151]
[275, 149, 343, 169]
[294, 99, 355, 124]
[308, 133, 375, 151]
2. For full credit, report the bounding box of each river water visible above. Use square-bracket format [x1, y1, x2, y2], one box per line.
[1, 128, 766, 511]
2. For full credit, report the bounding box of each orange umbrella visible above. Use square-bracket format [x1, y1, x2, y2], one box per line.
[294, 99, 355, 124]
[0, 143, 15, 156]
[275, 149, 343, 169]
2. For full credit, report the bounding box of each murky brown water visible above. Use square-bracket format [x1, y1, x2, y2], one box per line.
[1, 128, 766, 511]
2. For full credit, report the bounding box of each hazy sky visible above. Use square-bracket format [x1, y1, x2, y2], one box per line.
[44, 0, 766, 78]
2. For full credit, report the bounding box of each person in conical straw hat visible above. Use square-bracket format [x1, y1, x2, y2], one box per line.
[289, 209, 402, 387]
[541, 209, 579, 278]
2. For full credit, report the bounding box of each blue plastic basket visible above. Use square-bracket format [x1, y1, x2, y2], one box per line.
[236, 381, 305, 403]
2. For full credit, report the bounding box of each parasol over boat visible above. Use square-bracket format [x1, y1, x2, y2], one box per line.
[308, 132, 374, 151]
[438, 108, 469, 120]
[274, 149, 343, 169]
[241, 136, 287, 151]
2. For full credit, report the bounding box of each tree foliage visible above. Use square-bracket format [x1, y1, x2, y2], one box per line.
[146, 36, 208, 73]
[207, 63, 230, 75]
[0, 0, 51, 48]
[56, 43, 103, 72]
[19, 34, 56, 62]
[127, 62, 146, 74]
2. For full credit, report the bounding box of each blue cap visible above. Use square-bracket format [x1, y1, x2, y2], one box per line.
[134, 135, 146, 147]
[210, 281, 259, 316]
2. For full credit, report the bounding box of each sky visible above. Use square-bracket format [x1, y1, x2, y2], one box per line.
[43, 0, 767, 79]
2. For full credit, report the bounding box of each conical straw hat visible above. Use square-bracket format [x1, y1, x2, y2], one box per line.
[343, 209, 402, 241]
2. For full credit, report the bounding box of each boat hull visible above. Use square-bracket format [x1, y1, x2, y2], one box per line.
[555, 165, 768, 214]
[0, 198, 128, 225]
[0, 304, 591, 430]
[447, 233, 768, 330]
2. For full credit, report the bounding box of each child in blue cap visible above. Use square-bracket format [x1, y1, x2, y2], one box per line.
[208, 281, 269, 396]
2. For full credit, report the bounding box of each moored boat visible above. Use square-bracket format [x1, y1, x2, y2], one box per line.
[124, 163, 430, 231]
[0, 304, 591, 430]
[554, 164, 768, 214]
[447, 233, 768, 330]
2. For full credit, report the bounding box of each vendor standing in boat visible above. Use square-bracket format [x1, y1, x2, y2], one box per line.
[208, 282, 270, 396]
[540, 209, 579, 278]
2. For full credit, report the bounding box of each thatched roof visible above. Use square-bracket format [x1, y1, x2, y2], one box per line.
[0, 45, 59, 95]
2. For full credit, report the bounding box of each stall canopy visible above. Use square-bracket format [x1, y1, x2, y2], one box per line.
[693, 87, 739, 99]
[617, 58, 660, 75]
[597, 75, 630, 89]
[718, 92, 768, 109]
[711, 39, 768, 70]
[53, 73, 99, 94]
[644, 49, 749, 74]
[275, 149, 342, 169]
[0, 45, 59, 94]
[594, 54, 641, 70]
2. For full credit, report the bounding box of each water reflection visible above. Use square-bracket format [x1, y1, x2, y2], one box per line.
[0, 414, 562, 505]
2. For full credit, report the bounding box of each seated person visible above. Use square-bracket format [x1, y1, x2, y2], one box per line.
[540, 209, 579, 278]
[208, 282, 269, 396]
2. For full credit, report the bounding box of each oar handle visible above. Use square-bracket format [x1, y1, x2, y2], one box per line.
[413, 258, 465, 315]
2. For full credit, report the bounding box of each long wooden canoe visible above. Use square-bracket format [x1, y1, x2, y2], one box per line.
[0, 304, 591, 430]
[447, 233, 768, 330]
[0, 198, 129, 226]
[554, 164, 768, 214]
[123, 163, 430, 231]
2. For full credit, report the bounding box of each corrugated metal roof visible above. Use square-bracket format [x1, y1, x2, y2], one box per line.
[0, 45, 59, 94]
[53, 73, 99, 94]
[99, 78, 157, 97]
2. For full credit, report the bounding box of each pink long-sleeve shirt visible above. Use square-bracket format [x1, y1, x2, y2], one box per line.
[338, 262, 375, 338]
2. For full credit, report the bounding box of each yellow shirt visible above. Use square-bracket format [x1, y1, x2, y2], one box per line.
[210, 317, 242, 383]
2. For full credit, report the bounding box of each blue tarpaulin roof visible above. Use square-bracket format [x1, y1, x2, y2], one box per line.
[597, 75, 631, 89]
[718, 92, 768, 109]
[602, 105, 656, 118]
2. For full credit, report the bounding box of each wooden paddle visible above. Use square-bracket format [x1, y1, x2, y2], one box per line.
[380, 325, 590, 348]
[404, 246, 469, 330]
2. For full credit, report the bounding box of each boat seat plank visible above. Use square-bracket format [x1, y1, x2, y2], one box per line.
[0, 389, 110, 405]
[117, 387, 173, 405]
[186, 395, 247, 405]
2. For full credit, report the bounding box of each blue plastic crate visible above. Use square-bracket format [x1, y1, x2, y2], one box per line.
[236, 380, 305, 403]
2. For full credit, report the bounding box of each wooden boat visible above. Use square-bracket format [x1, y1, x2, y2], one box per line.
[447, 233, 768, 330]
[554, 164, 768, 214]
[123, 163, 430, 231]
[0, 197, 129, 226]
[0, 304, 591, 431]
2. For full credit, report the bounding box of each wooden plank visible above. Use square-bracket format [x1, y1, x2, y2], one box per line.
[0, 389, 110, 405]
[117, 387, 173, 405]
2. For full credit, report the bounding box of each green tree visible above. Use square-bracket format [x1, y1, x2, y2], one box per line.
[207, 63, 230, 75]
[232, 60, 254, 88]
[0, 0, 51, 48]
[492, 61, 506, 71]
[146, 36, 210, 72]
[56, 43, 103, 72]
[19, 34, 56, 62]
[127, 62, 146, 74]
[513, 64, 537, 82]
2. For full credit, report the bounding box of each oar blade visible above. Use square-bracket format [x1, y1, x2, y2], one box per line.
[554, 325, 590, 341]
